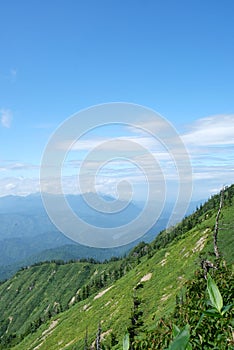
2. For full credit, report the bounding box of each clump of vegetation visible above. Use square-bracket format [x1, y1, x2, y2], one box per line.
[125, 264, 233, 349]
[125, 186, 234, 350]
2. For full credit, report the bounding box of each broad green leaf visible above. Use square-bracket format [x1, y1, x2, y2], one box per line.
[203, 309, 221, 318]
[207, 273, 223, 313]
[168, 324, 190, 350]
[221, 303, 233, 315]
[123, 333, 130, 350]
[172, 324, 181, 338]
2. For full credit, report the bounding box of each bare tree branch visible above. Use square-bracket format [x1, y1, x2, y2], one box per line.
[201, 259, 217, 279]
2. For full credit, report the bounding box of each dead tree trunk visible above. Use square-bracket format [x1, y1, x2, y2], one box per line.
[201, 188, 224, 278]
[213, 188, 224, 260]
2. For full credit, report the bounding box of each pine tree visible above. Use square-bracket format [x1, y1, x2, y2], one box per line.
[95, 321, 102, 350]
[127, 290, 144, 349]
[84, 327, 88, 350]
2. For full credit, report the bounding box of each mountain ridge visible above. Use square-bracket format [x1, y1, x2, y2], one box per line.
[0, 192, 199, 280]
[0, 185, 233, 349]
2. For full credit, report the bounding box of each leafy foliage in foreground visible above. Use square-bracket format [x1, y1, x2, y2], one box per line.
[132, 264, 233, 350]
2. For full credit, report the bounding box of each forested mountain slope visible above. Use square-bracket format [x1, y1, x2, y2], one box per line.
[0, 193, 170, 281]
[0, 185, 233, 349]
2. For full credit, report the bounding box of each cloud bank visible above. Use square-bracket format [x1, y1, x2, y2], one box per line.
[0, 114, 233, 199]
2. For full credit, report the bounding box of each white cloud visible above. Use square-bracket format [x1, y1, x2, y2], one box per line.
[1, 113, 233, 201]
[182, 115, 234, 146]
[0, 161, 38, 171]
[0, 177, 40, 197]
[0, 109, 12, 128]
[181, 114, 234, 179]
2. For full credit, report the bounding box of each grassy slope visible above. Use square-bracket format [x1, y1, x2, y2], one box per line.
[0, 261, 119, 336]
[9, 191, 233, 350]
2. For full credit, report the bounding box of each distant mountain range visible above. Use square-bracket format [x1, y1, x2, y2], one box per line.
[0, 193, 202, 280]
[0, 186, 232, 349]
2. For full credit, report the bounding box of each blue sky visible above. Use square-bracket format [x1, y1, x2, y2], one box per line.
[0, 0, 234, 201]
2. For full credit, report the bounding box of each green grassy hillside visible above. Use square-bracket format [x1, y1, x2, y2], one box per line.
[0, 185, 233, 349]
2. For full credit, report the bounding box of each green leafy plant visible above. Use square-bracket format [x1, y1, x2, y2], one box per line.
[130, 266, 233, 349]
[166, 324, 191, 350]
[123, 333, 130, 350]
[204, 273, 233, 318]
